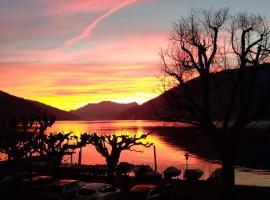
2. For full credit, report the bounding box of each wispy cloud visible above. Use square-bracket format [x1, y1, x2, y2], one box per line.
[0, 31, 166, 64]
[59, 0, 137, 49]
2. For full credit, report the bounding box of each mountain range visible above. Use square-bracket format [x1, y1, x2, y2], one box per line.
[0, 91, 78, 120]
[1, 63, 270, 121]
[0, 91, 138, 120]
[70, 101, 138, 120]
[119, 64, 270, 121]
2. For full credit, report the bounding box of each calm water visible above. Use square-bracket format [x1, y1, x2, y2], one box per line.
[47, 120, 270, 187]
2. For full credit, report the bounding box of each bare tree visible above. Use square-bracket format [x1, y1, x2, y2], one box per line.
[82, 133, 152, 184]
[160, 8, 270, 200]
[0, 115, 87, 178]
[0, 116, 55, 163]
[35, 131, 81, 176]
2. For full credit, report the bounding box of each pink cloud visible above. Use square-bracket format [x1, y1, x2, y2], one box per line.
[47, 0, 151, 14]
[54, 31, 168, 64]
[48, 0, 124, 14]
[0, 30, 167, 65]
[0, 0, 140, 50]
[59, 0, 137, 49]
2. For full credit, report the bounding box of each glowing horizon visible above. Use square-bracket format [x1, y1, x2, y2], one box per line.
[0, 62, 162, 111]
[1, 0, 269, 111]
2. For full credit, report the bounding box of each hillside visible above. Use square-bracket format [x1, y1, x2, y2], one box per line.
[118, 64, 270, 121]
[70, 101, 138, 120]
[0, 91, 78, 120]
[116, 97, 167, 120]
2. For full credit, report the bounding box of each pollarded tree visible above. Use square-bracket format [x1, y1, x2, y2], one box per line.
[0, 116, 55, 163]
[160, 8, 270, 200]
[82, 133, 152, 184]
[35, 131, 82, 176]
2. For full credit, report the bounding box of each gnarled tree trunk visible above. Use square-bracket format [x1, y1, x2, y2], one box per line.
[106, 158, 117, 185]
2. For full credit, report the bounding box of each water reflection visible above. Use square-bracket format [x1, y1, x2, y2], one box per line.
[47, 120, 270, 187]
[47, 121, 218, 177]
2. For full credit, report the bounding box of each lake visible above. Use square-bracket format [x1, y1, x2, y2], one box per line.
[47, 120, 270, 187]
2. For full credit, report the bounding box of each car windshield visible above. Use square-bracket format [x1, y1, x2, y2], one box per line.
[79, 188, 96, 195]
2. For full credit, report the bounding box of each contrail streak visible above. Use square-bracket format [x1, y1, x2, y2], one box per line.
[59, 0, 136, 49]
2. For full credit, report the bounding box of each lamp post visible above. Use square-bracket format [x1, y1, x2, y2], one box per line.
[153, 145, 157, 172]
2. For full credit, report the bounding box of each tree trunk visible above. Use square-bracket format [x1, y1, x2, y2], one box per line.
[107, 165, 115, 185]
[52, 157, 62, 178]
[106, 158, 116, 185]
[221, 152, 235, 200]
[106, 150, 120, 185]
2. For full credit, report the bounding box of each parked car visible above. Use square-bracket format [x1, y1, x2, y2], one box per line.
[0, 172, 30, 192]
[30, 176, 56, 197]
[32, 176, 55, 190]
[0, 172, 33, 199]
[127, 184, 165, 200]
[75, 182, 121, 200]
[45, 179, 84, 200]
[0, 175, 24, 196]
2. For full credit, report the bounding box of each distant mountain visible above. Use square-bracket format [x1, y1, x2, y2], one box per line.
[0, 91, 78, 120]
[116, 93, 171, 120]
[70, 101, 138, 120]
[117, 97, 165, 120]
[118, 64, 270, 121]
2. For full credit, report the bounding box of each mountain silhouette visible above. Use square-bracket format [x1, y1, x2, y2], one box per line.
[70, 101, 138, 120]
[0, 91, 78, 120]
[118, 64, 270, 121]
[2, 64, 269, 121]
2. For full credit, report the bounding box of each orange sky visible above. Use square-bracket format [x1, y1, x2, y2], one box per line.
[0, 62, 163, 110]
[0, 0, 168, 110]
[1, 0, 269, 111]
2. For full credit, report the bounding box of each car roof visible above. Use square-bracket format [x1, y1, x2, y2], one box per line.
[52, 179, 80, 186]
[81, 183, 111, 190]
[130, 184, 156, 192]
[32, 176, 53, 181]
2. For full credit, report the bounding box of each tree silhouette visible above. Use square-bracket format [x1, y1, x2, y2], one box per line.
[82, 132, 152, 184]
[160, 8, 270, 200]
[35, 132, 82, 176]
[0, 115, 87, 177]
[0, 116, 55, 164]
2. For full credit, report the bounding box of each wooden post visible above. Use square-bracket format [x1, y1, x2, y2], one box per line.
[78, 147, 82, 165]
[70, 153, 73, 164]
[153, 145, 157, 172]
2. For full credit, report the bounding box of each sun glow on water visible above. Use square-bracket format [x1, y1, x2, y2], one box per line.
[47, 120, 218, 170]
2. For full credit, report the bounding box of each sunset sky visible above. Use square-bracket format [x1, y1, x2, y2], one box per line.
[1, 0, 269, 111]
